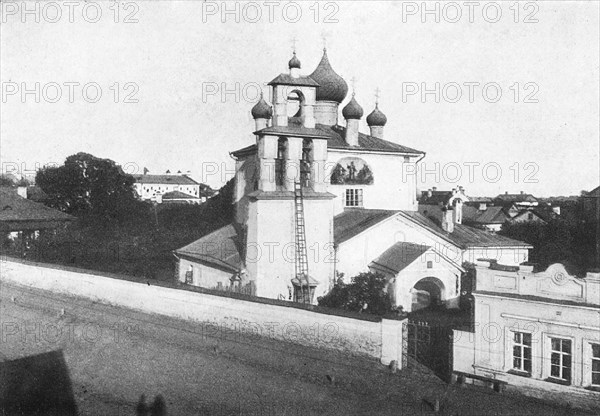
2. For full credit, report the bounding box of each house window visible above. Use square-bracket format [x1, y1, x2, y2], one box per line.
[592, 343, 600, 386]
[512, 332, 532, 374]
[345, 189, 363, 207]
[427, 261, 433, 269]
[550, 337, 572, 382]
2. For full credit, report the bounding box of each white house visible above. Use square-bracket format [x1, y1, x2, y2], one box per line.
[453, 261, 600, 409]
[174, 47, 531, 312]
[133, 173, 204, 204]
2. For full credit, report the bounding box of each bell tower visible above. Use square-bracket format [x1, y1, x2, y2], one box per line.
[242, 51, 336, 303]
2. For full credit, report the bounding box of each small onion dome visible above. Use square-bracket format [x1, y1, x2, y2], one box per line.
[251, 94, 272, 119]
[288, 51, 301, 69]
[309, 48, 348, 103]
[342, 95, 364, 120]
[366, 104, 387, 126]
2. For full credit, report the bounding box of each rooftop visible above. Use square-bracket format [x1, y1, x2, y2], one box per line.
[371, 242, 430, 273]
[133, 174, 200, 185]
[162, 191, 200, 200]
[232, 124, 424, 158]
[334, 209, 399, 245]
[398, 210, 531, 249]
[0, 187, 75, 231]
[462, 205, 509, 225]
[175, 224, 243, 273]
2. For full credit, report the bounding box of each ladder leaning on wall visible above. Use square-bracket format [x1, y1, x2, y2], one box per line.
[293, 181, 311, 303]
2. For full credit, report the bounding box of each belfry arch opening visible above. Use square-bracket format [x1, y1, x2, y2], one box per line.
[287, 89, 305, 121]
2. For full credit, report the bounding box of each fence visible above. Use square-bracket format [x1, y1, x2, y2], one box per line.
[0, 257, 405, 368]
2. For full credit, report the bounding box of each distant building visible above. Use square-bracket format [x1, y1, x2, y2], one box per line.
[0, 187, 75, 255]
[132, 174, 209, 204]
[581, 186, 600, 225]
[453, 261, 600, 408]
[462, 205, 510, 232]
[493, 191, 539, 209]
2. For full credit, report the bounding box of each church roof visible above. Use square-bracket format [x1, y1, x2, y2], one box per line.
[334, 209, 399, 245]
[398, 211, 532, 249]
[232, 124, 424, 158]
[371, 242, 431, 273]
[133, 174, 200, 185]
[175, 224, 243, 273]
[366, 105, 387, 127]
[342, 96, 364, 120]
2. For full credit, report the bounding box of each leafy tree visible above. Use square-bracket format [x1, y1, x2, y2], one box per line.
[318, 272, 394, 316]
[36, 152, 151, 225]
[0, 174, 15, 186]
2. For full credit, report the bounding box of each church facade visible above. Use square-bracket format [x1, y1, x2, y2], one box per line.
[174, 48, 530, 312]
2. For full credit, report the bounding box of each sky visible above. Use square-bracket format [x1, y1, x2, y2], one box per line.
[1, 0, 599, 197]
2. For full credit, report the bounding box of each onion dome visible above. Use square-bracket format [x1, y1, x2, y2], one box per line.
[309, 48, 348, 103]
[366, 103, 387, 126]
[342, 95, 364, 120]
[288, 51, 301, 69]
[251, 93, 272, 119]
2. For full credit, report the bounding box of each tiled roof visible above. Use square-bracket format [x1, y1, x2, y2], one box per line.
[175, 224, 243, 272]
[162, 191, 199, 200]
[233, 124, 424, 158]
[334, 209, 399, 245]
[463, 206, 509, 225]
[133, 174, 200, 185]
[268, 74, 320, 87]
[398, 211, 531, 249]
[371, 242, 430, 273]
[0, 187, 75, 230]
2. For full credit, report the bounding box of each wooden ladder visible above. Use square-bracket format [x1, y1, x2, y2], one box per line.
[293, 181, 310, 303]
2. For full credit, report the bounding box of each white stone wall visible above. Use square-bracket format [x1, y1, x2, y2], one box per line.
[177, 257, 234, 289]
[1, 257, 404, 367]
[134, 182, 200, 201]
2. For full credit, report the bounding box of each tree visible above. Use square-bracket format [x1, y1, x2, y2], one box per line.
[0, 174, 15, 186]
[36, 152, 151, 224]
[318, 272, 394, 316]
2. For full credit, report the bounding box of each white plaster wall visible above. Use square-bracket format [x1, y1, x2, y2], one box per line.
[336, 215, 464, 281]
[327, 150, 418, 215]
[464, 247, 529, 266]
[246, 198, 334, 301]
[178, 257, 234, 289]
[1, 258, 404, 366]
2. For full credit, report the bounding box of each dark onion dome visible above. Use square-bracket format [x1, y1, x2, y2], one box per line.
[342, 95, 364, 120]
[366, 103, 387, 126]
[251, 93, 272, 119]
[309, 48, 348, 103]
[288, 51, 301, 69]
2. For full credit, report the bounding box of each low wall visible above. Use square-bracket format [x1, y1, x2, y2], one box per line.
[0, 257, 404, 367]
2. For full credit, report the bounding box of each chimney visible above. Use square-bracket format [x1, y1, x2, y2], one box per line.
[441, 207, 454, 233]
[520, 190, 524, 194]
[432, 186, 437, 192]
[505, 191, 508, 195]
[17, 186, 27, 199]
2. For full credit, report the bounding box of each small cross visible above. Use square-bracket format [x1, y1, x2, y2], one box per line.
[350, 77, 357, 96]
[375, 87, 381, 105]
[321, 34, 327, 50]
[291, 36, 297, 52]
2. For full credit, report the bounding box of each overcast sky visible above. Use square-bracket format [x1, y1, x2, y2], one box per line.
[1, 1, 598, 196]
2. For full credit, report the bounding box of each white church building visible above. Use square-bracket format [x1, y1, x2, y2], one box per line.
[174, 48, 531, 312]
